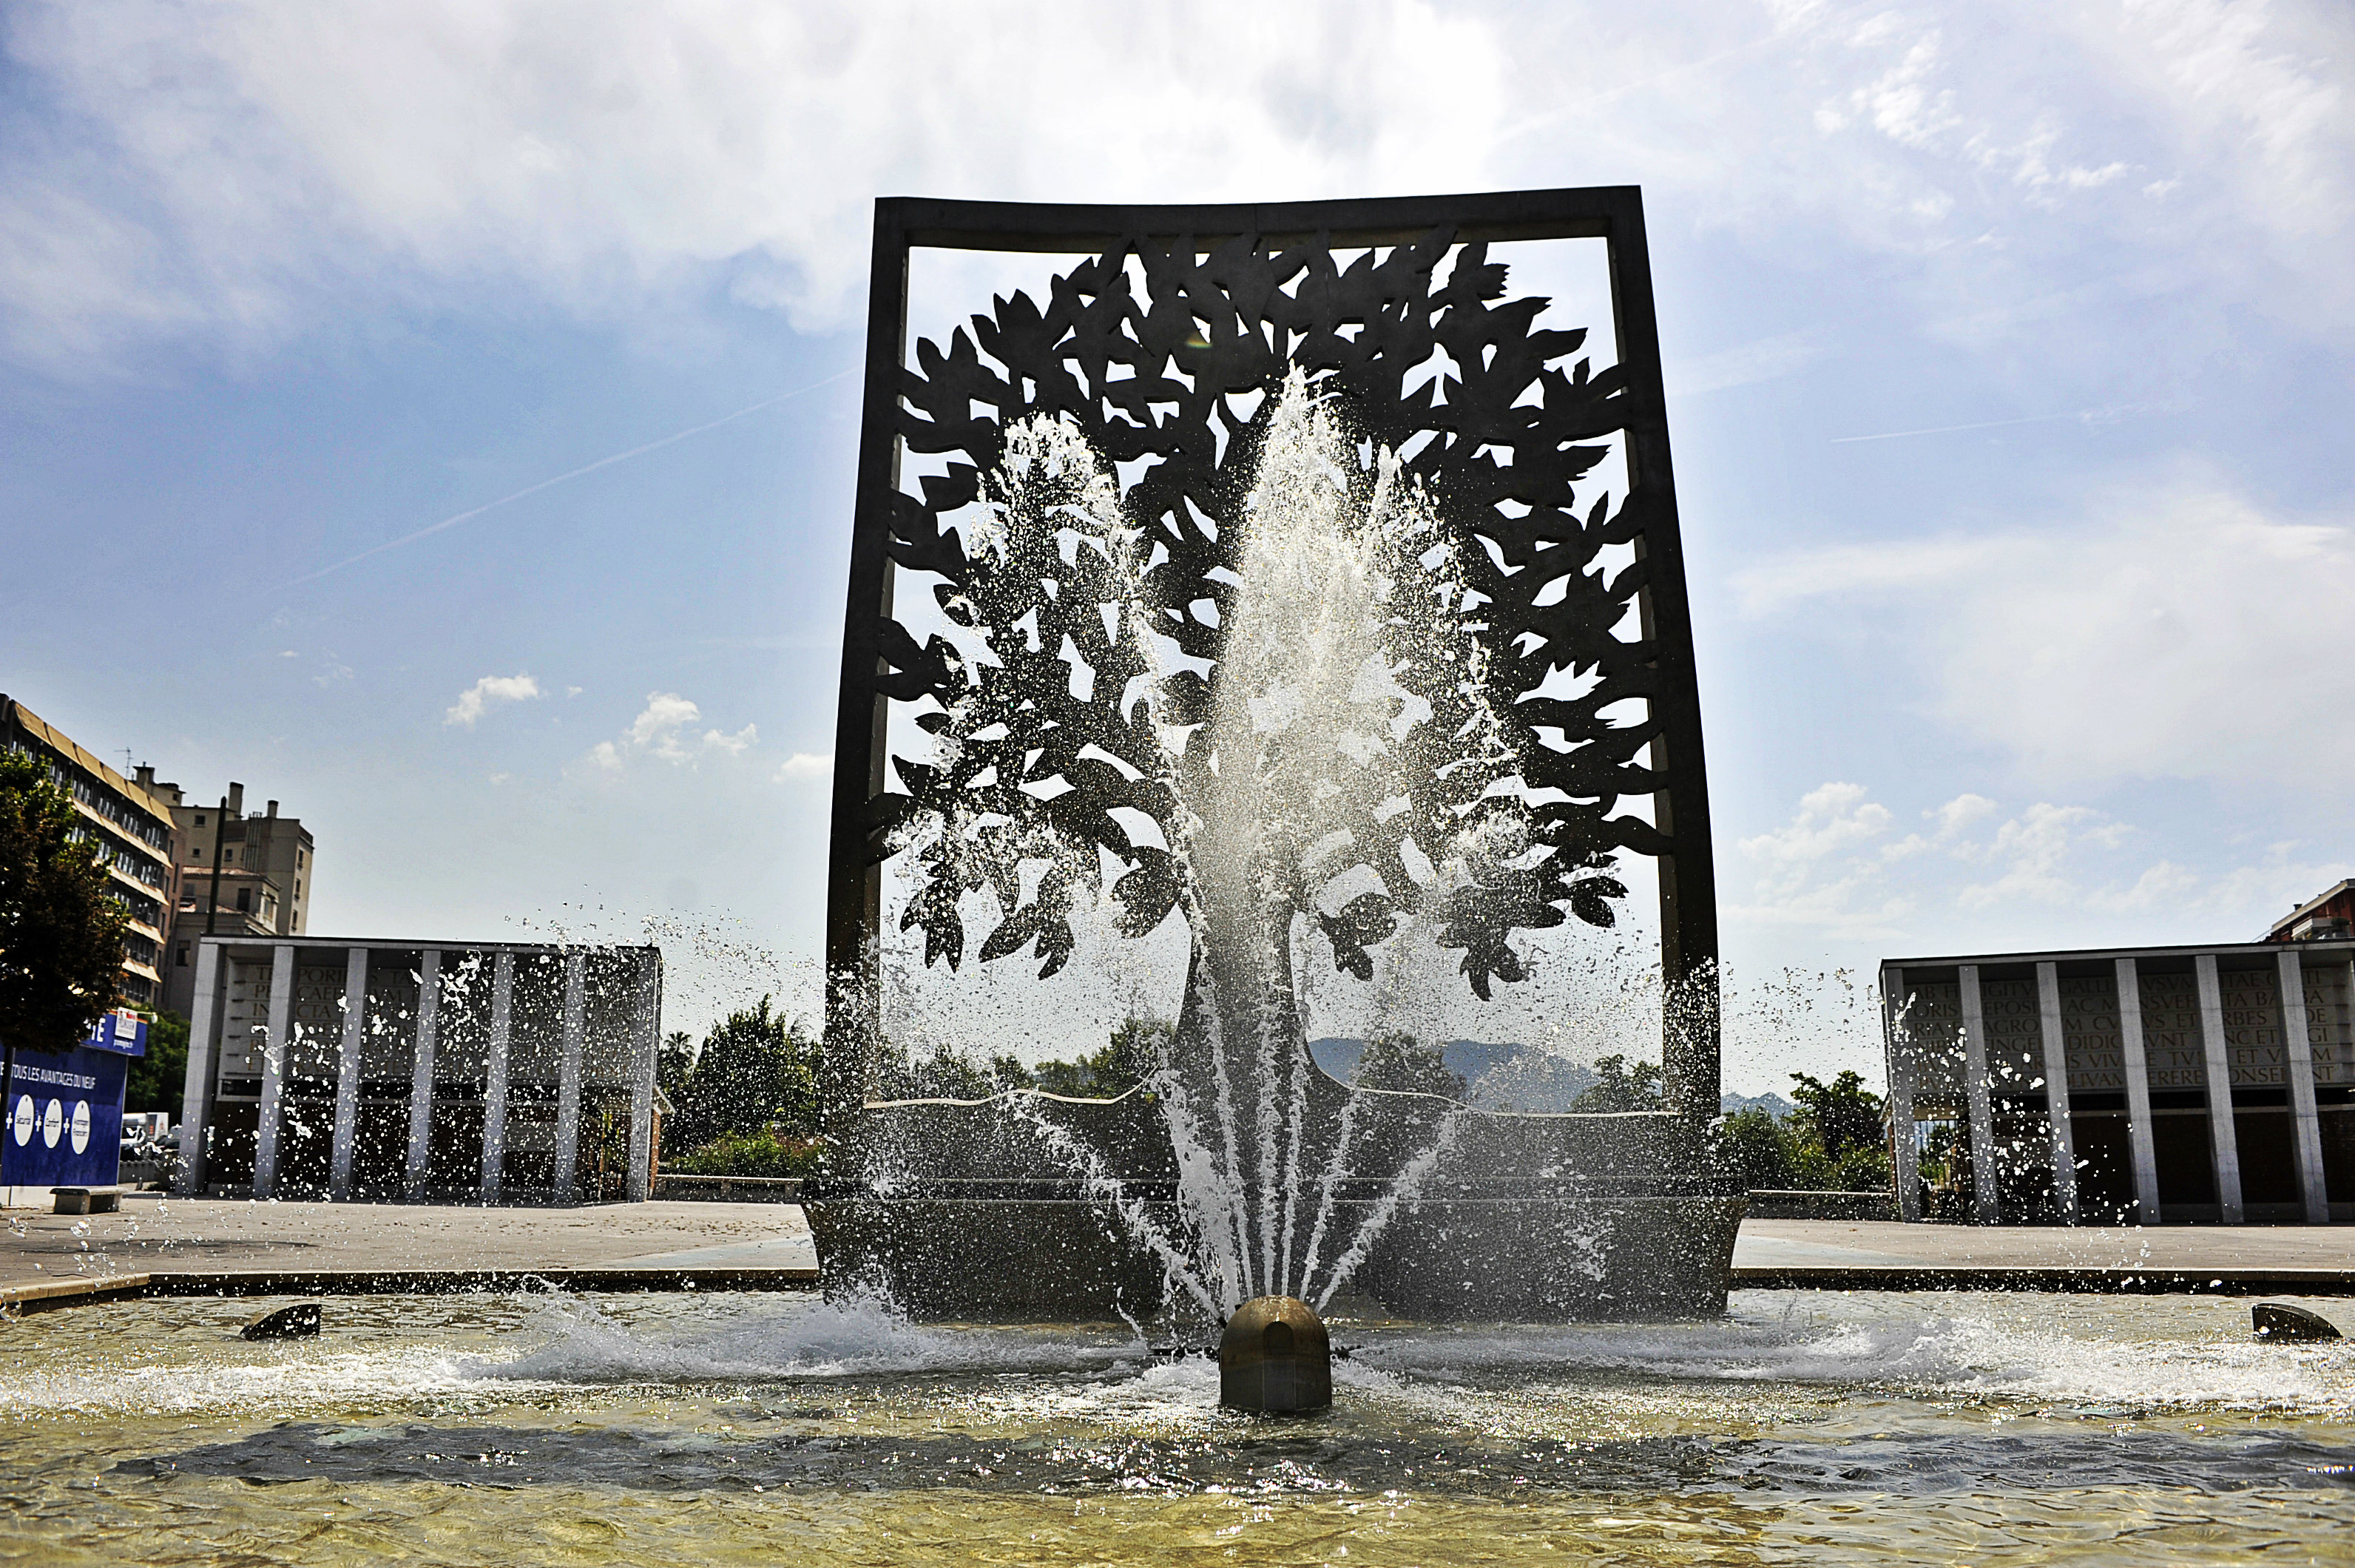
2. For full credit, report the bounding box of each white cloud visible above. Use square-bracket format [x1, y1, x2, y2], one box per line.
[4, 1, 2351, 374]
[775, 751, 832, 780]
[702, 723, 757, 757]
[1729, 781, 1922, 940]
[444, 672, 541, 727]
[1739, 781, 1891, 866]
[591, 691, 757, 768]
[1927, 793, 1997, 842]
[0, 0, 1507, 370]
[1737, 480, 2355, 791]
[1958, 802, 2124, 908]
[1732, 780, 2350, 945]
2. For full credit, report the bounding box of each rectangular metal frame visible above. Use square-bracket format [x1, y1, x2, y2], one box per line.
[825, 188, 1720, 1116]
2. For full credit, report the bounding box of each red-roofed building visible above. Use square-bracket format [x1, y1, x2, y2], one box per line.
[2269, 881, 2355, 944]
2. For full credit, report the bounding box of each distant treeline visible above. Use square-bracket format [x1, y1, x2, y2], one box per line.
[658, 1002, 1893, 1195]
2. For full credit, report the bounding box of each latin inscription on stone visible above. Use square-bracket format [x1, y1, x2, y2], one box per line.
[216, 957, 274, 1084]
[2058, 975, 2124, 1092]
[2305, 961, 2353, 1087]
[2136, 972, 2206, 1092]
[362, 964, 421, 1079]
[1891, 981, 1964, 1101]
[288, 962, 347, 1080]
[1979, 979, 2044, 1092]
[2217, 967, 2284, 1087]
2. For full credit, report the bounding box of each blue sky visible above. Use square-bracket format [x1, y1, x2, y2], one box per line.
[3, 1, 2349, 1091]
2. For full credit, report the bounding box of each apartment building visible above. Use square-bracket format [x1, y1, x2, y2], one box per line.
[158, 782, 317, 1016]
[0, 695, 179, 1010]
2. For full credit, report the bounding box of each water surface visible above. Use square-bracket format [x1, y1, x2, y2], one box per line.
[4, 1288, 2351, 1564]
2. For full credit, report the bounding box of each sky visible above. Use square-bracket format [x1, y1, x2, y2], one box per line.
[2, 0, 2350, 1093]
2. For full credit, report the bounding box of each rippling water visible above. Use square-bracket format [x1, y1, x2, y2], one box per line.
[3, 1289, 2350, 1564]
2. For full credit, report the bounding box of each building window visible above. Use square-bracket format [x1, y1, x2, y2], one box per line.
[195, 814, 206, 826]
[235, 888, 251, 913]
[177, 942, 190, 967]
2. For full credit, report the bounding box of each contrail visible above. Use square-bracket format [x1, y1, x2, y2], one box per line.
[285, 367, 856, 587]
[1829, 411, 2078, 445]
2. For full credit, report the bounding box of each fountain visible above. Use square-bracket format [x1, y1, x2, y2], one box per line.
[4, 192, 2348, 1568]
[806, 189, 1739, 1324]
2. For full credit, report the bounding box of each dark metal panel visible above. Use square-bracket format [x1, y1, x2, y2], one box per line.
[823, 186, 1720, 1121]
[822, 202, 910, 1132]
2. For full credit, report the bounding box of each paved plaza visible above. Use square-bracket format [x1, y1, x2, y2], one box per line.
[1734, 1217, 2355, 1272]
[0, 1194, 819, 1296]
[2, 1197, 2351, 1308]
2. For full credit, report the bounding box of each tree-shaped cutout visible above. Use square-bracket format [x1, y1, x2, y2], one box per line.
[869, 229, 1668, 1025]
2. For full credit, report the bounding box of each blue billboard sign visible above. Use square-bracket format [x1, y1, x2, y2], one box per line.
[84, 1011, 147, 1057]
[1, 1011, 144, 1189]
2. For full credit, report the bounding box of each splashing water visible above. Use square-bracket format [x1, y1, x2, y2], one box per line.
[883, 369, 1572, 1315]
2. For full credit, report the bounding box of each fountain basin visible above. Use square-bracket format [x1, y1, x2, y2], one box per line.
[6, 1285, 2351, 1565]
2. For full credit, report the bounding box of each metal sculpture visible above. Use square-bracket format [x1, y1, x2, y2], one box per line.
[827, 188, 1717, 1109]
[815, 190, 1734, 1321]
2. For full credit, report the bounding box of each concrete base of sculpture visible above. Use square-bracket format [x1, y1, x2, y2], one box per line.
[805, 1085, 1743, 1322]
[805, 1186, 1744, 1322]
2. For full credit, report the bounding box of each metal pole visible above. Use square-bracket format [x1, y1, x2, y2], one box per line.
[203, 794, 228, 937]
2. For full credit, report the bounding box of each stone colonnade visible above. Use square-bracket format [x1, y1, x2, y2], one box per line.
[1882, 942, 2354, 1226]
[175, 937, 662, 1203]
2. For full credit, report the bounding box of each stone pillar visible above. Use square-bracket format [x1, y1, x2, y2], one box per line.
[1884, 966, 1922, 1221]
[1959, 964, 1999, 1223]
[404, 949, 441, 1199]
[2277, 947, 2331, 1225]
[252, 943, 295, 1198]
[176, 939, 225, 1194]
[2194, 954, 2244, 1223]
[480, 950, 515, 1202]
[626, 951, 661, 1202]
[2115, 957, 2163, 1224]
[2035, 961, 2079, 1222]
[328, 946, 368, 1200]
[553, 951, 587, 1201]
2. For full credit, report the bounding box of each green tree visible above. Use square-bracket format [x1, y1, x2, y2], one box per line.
[657, 1029, 695, 1100]
[0, 749, 126, 1052]
[125, 1009, 189, 1114]
[1713, 1106, 1795, 1189]
[1033, 1017, 1172, 1098]
[1785, 1070, 1891, 1191]
[1355, 1032, 1468, 1099]
[1569, 1053, 1664, 1113]
[666, 998, 821, 1154]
